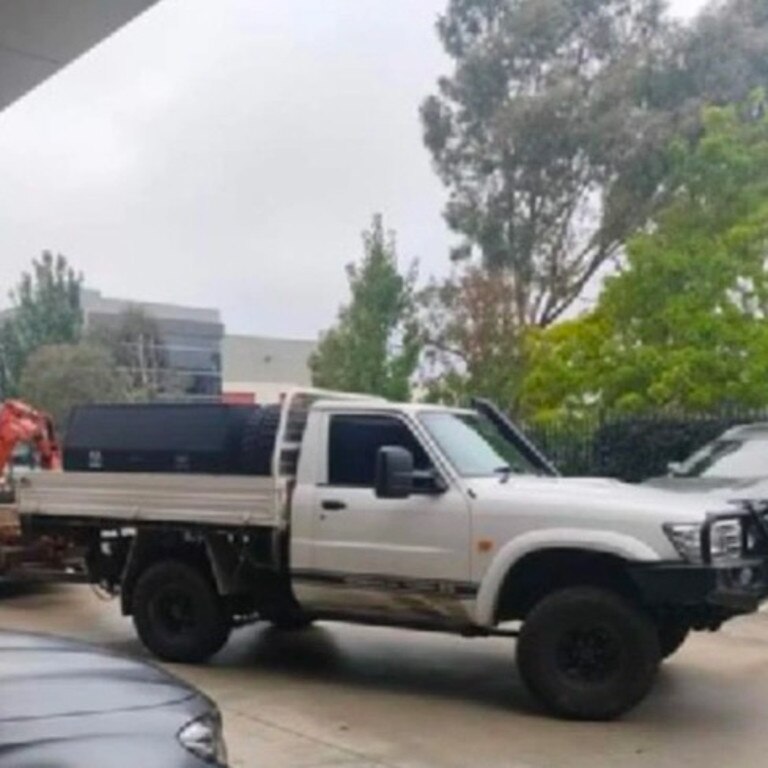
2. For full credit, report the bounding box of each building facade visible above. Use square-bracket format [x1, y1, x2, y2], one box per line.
[82, 289, 224, 398]
[3, 287, 316, 402]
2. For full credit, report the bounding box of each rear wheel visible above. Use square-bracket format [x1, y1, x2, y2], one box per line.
[132, 560, 231, 663]
[516, 587, 660, 720]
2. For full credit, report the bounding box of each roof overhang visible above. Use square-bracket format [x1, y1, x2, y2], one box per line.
[0, 0, 161, 113]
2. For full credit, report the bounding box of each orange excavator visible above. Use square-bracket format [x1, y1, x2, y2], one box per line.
[0, 400, 63, 573]
[0, 399, 61, 476]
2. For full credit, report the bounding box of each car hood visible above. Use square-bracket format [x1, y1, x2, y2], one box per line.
[644, 475, 768, 500]
[0, 631, 196, 724]
[468, 475, 732, 523]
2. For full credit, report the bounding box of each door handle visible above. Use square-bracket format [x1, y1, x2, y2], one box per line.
[321, 499, 347, 511]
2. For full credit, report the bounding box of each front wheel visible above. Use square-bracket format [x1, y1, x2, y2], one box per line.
[516, 587, 660, 720]
[132, 560, 231, 663]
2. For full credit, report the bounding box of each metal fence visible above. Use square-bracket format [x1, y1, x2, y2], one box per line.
[523, 409, 768, 481]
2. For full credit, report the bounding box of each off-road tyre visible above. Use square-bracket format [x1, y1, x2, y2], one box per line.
[516, 586, 660, 720]
[132, 560, 231, 663]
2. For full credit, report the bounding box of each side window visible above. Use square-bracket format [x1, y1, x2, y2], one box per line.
[328, 414, 431, 488]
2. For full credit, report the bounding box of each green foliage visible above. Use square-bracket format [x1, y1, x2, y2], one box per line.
[422, 0, 768, 339]
[680, 0, 768, 108]
[522, 98, 768, 419]
[0, 252, 83, 398]
[520, 315, 609, 422]
[420, 266, 527, 412]
[421, 0, 670, 327]
[18, 343, 127, 430]
[310, 215, 420, 400]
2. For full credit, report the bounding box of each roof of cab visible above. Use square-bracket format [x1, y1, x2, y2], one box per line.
[310, 399, 473, 416]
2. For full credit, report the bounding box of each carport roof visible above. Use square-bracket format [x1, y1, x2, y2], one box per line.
[0, 0, 161, 113]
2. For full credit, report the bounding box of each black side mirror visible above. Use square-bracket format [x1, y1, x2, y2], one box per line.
[412, 469, 448, 495]
[375, 446, 414, 499]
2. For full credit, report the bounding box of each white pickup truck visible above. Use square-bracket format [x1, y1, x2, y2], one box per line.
[17, 389, 768, 720]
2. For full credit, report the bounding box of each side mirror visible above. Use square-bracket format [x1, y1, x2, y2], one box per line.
[413, 469, 448, 495]
[375, 446, 414, 499]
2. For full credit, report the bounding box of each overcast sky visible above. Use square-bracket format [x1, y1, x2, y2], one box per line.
[0, 0, 708, 339]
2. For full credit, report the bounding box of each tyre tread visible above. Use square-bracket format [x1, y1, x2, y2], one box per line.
[517, 586, 660, 720]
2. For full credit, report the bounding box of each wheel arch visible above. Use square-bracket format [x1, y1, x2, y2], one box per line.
[474, 529, 661, 627]
[119, 529, 215, 616]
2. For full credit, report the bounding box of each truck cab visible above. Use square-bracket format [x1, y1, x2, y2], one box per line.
[286, 399, 764, 628]
[290, 402, 483, 625]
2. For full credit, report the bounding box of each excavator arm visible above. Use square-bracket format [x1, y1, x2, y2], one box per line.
[0, 400, 61, 476]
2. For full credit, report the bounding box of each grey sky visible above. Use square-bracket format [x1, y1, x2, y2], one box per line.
[0, 0, 708, 339]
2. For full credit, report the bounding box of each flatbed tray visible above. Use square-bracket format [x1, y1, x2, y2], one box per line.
[17, 472, 280, 528]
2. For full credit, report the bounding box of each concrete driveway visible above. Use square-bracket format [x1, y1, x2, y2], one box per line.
[2, 582, 768, 767]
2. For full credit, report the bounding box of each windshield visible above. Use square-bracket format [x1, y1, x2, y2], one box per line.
[675, 437, 768, 479]
[419, 411, 542, 478]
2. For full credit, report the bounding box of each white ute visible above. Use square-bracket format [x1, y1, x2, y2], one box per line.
[18, 389, 768, 720]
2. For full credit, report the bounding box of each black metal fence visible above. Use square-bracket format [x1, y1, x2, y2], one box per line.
[523, 409, 768, 482]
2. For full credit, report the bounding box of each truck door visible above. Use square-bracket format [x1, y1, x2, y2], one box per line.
[293, 411, 474, 624]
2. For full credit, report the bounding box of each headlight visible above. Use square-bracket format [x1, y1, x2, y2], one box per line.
[664, 519, 746, 565]
[664, 523, 703, 563]
[178, 712, 228, 765]
[709, 519, 743, 563]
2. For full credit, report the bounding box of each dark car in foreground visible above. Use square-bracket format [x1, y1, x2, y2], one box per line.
[0, 631, 227, 768]
[645, 423, 768, 500]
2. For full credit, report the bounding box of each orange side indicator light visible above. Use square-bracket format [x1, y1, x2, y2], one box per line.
[477, 539, 494, 554]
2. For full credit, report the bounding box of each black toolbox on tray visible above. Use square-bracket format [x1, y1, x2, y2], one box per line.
[63, 403, 259, 475]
